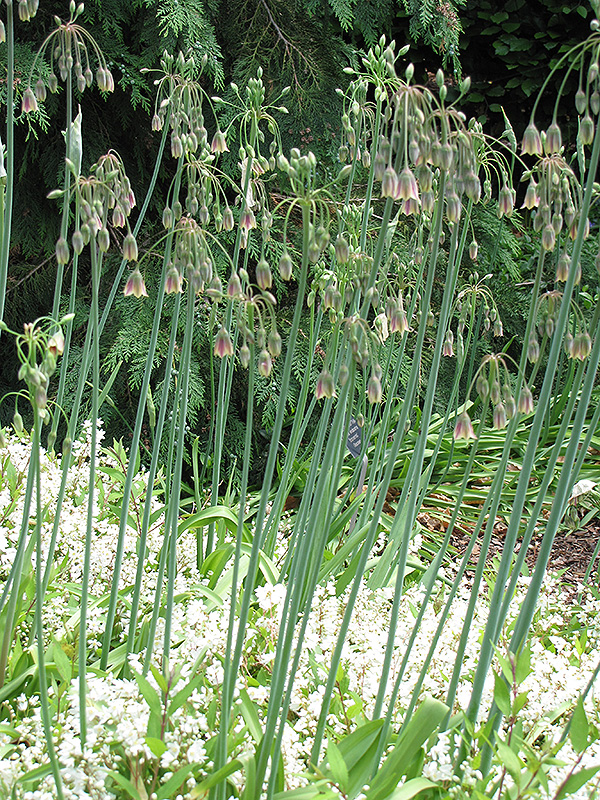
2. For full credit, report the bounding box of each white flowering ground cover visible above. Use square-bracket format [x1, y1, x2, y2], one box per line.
[1, 425, 600, 800]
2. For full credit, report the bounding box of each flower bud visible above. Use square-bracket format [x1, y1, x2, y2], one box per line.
[381, 166, 398, 198]
[367, 372, 382, 404]
[527, 335, 539, 364]
[98, 227, 110, 252]
[541, 223, 556, 252]
[256, 258, 272, 290]
[55, 236, 70, 265]
[222, 206, 235, 231]
[279, 251, 293, 281]
[258, 349, 273, 377]
[580, 114, 595, 146]
[13, 411, 24, 433]
[239, 343, 251, 368]
[334, 234, 350, 264]
[268, 328, 282, 357]
[476, 373, 489, 400]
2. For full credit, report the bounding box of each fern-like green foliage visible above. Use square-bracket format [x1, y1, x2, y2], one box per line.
[401, 0, 465, 74]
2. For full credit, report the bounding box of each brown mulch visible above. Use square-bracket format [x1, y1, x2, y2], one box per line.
[447, 518, 600, 586]
[382, 488, 600, 588]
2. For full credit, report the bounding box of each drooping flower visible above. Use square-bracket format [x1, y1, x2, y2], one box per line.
[453, 411, 476, 441]
[211, 130, 229, 153]
[521, 122, 543, 156]
[367, 371, 382, 404]
[214, 327, 234, 358]
[315, 369, 335, 400]
[124, 268, 148, 298]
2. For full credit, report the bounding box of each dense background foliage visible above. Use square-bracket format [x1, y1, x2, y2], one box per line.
[2, 0, 598, 482]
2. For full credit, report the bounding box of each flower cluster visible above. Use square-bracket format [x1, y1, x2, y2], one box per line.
[22, 1, 114, 115]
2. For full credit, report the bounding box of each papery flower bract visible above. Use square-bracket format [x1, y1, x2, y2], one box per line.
[453, 411, 476, 441]
[315, 369, 335, 400]
[214, 327, 234, 358]
[47, 329, 65, 358]
[521, 122, 543, 156]
[124, 268, 148, 298]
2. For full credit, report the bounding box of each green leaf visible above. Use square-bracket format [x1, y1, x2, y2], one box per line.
[169, 672, 205, 716]
[366, 698, 448, 800]
[107, 771, 144, 799]
[495, 739, 523, 783]
[157, 764, 197, 800]
[190, 759, 243, 798]
[145, 736, 167, 758]
[570, 698, 589, 753]
[336, 718, 384, 798]
[51, 642, 72, 684]
[238, 689, 263, 743]
[388, 778, 438, 800]
[555, 766, 600, 800]
[493, 672, 511, 716]
[514, 645, 531, 684]
[133, 672, 162, 717]
[327, 740, 349, 794]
